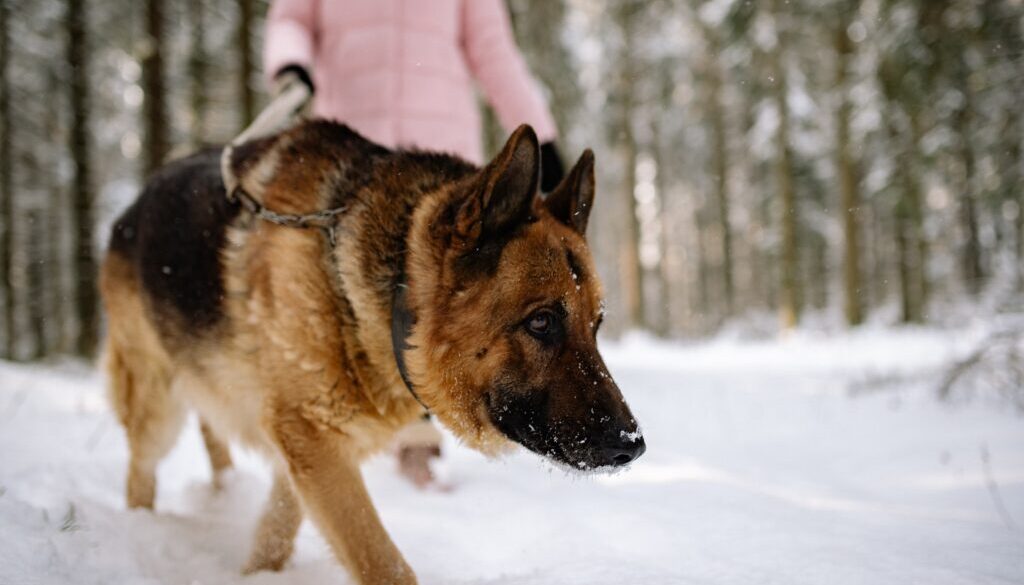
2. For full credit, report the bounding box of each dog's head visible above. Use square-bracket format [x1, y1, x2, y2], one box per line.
[408, 125, 645, 471]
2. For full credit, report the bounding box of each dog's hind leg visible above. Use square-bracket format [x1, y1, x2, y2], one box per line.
[199, 419, 233, 488]
[243, 472, 303, 574]
[102, 255, 186, 510]
[105, 337, 186, 509]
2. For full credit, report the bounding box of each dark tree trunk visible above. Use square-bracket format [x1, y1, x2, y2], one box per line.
[67, 0, 98, 356]
[619, 118, 645, 329]
[835, 7, 863, 326]
[653, 120, 673, 337]
[771, 0, 800, 329]
[889, 106, 926, 324]
[46, 67, 68, 354]
[142, 0, 168, 176]
[706, 35, 734, 317]
[238, 0, 256, 127]
[0, 0, 13, 358]
[954, 46, 983, 295]
[188, 0, 208, 147]
[26, 210, 45, 360]
[614, 2, 645, 331]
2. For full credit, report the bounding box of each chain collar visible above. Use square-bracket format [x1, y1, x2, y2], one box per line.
[231, 187, 347, 245]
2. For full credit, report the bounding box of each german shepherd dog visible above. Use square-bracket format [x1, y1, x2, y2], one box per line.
[100, 121, 645, 585]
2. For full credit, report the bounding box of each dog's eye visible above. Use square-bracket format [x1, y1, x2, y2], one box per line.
[525, 311, 554, 338]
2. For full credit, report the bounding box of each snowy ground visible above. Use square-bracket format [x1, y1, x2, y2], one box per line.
[1, 327, 1023, 585]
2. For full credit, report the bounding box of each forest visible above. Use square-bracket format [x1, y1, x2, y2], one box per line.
[1, 0, 1022, 360]
[1, 3, 1023, 584]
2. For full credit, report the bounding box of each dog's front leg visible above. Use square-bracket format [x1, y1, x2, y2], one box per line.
[270, 414, 417, 585]
[243, 471, 303, 574]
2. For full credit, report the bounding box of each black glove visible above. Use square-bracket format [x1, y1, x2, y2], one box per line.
[540, 141, 565, 193]
[273, 64, 315, 96]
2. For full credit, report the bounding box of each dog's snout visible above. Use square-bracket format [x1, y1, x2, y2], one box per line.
[600, 434, 646, 467]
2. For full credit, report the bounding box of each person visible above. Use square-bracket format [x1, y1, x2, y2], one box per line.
[263, 0, 566, 488]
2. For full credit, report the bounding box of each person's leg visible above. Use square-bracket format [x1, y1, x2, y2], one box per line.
[393, 415, 443, 488]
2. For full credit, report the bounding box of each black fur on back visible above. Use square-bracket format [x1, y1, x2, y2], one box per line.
[108, 148, 240, 333]
[106, 121, 481, 340]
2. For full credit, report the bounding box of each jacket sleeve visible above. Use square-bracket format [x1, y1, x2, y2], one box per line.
[263, 0, 317, 87]
[461, 0, 558, 142]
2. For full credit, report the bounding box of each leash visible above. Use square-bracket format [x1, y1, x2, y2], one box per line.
[219, 83, 428, 413]
[221, 78, 313, 202]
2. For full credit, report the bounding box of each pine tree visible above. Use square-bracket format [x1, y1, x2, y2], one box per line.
[0, 0, 13, 358]
[142, 0, 168, 176]
[835, 0, 864, 326]
[67, 0, 98, 356]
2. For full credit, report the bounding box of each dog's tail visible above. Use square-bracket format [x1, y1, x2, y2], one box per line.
[221, 80, 312, 201]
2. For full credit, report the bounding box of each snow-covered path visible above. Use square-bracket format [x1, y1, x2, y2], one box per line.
[2, 328, 1022, 585]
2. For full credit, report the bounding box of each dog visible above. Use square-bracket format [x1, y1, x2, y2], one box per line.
[99, 121, 645, 585]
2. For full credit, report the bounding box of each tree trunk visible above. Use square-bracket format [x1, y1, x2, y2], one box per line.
[653, 121, 673, 337]
[835, 7, 863, 326]
[0, 0, 13, 358]
[67, 0, 98, 356]
[895, 202, 914, 323]
[889, 106, 925, 324]
[238, 0, 256, 127]
[46, 67, 68, 354]
[619, 119, 645, 330]
[1017, 179, 1024, 293]
[909, 111, 928, 316]
[771, 0, 800, 329]
[1014, 118, 1024, 292]
[706, 35, 734, 317]
[955, 62, 983, 295]
[188, 0, 207, 147]
[46, 176, 66, 354]
[614, 3, 644, 331]
[26, 210, 44, 360]
[694, 205, 712, 331]
[142, 0, 167, 176]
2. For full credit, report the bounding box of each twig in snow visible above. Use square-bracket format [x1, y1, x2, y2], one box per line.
[939, 328, 1024, 413]
[980, 443, 1016, 531]
[60, 503, 80, 533]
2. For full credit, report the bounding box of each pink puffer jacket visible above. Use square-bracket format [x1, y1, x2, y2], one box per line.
[264, 0, 557, 164]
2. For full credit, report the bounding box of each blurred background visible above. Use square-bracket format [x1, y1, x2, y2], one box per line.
[0, 0, 1022, 361]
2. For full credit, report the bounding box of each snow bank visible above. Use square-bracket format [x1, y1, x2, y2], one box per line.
[1, 328, 1022, 584]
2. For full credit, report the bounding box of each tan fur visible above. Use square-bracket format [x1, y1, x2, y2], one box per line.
[100, 123, 629, 585]
[101, 190, 424, 583]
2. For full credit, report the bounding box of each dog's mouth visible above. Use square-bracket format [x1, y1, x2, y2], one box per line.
[484, 390, 646, 471]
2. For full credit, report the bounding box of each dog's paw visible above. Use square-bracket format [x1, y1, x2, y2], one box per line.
[241, 554, 288, 575]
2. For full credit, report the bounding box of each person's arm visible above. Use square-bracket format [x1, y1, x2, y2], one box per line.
[462, 0, 564, 190]
[263, 0, 317, 92]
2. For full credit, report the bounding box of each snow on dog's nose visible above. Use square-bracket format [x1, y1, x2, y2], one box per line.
[599, 432, 647, 467]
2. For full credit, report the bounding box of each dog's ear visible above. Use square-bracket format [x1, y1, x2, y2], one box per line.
[544, 149, 595, 236]
[455, 125, 539, 245]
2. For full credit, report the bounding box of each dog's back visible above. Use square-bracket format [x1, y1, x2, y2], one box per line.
[107, 149, 240, 342]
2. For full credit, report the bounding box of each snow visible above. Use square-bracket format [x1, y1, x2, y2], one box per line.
[2, 328, 1023, 585]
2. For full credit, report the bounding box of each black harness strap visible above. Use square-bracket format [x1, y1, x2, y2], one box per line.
[390, 280, 429, 411]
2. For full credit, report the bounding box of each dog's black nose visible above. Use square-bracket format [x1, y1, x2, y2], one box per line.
[602, 435, 646, 467]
